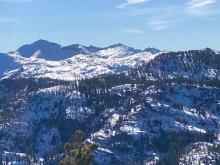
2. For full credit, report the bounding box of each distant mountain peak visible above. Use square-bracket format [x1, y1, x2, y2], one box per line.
[62, 44, 86, 50]
[17, 39, 62, 60]
[113, 43, 126, 47]
[62, 44, 102, 55]
[143, 47, 160, 54]
[107, 43, 129, 49]
[30, 39, 61, 47]
[16, 40, 104, 60]
[14, 40, 161, 60]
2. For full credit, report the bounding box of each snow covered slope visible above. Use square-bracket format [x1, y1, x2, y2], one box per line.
[1, 40, 159, 80]
[0, 53, 21, 78]
[0, 75, 220, 164]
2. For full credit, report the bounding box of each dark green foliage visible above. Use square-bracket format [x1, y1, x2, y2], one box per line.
[60, 130, 98, 165]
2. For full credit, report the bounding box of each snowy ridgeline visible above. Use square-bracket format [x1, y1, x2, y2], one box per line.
[0, 40, 219, 82]
[0, 40, 159, 81]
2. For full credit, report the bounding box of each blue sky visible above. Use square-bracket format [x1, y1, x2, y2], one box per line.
[0, 0, 220, 52]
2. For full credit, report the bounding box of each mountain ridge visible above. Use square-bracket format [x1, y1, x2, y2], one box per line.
[0, 40, 161, 81]
[1, 40, 218, 82]
[15, 39, 160, 60]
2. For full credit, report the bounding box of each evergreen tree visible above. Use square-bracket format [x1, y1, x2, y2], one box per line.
[60, 130, 98, 165]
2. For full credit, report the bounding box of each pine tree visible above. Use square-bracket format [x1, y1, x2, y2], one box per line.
[60, 130, 98, 165]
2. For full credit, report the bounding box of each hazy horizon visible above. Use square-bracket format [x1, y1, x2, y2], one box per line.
[1, 38, 219, 54]
[0, 0, 220, 52]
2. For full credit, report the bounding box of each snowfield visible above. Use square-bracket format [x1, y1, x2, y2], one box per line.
[0, 40, 159, 81]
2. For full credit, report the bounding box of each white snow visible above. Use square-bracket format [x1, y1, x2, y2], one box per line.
[97, 148, 113, 154]
[120, 125, 144, 135]
[0, 42, 158, 80]
[179, 142, 220, 165]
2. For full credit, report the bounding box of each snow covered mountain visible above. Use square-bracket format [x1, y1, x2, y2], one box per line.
[1, 40, 160, 80]
[0, 41, 220, 165]
[16, 39, 102, 60]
